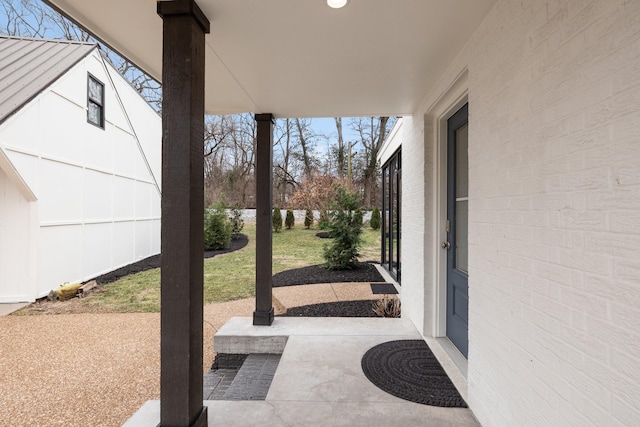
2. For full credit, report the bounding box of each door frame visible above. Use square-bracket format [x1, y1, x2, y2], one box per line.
[445, 102, 469, 357]
[434, 94, 468, 342]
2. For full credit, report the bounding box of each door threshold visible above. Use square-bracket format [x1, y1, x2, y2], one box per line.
[423, 336, 469, 402]
[435, 337, 467, 378]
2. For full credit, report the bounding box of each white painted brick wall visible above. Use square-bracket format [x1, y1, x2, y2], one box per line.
[380, 0, 640, 425]
[386, 116, 428, 333]
[465, 0, 640, 425]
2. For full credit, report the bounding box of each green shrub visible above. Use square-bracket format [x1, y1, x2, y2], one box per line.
[204, 204, 232, 250]
[370, 207, 381, 230]
[272, 207, 283, 233]
[229, 203, 245, 238]
[304, 209, 314, 229]
[354, 208, 363, 227]
[318, 209, 330, 230]
[285, 209, 295, 230]
[323, 185, 362, 270]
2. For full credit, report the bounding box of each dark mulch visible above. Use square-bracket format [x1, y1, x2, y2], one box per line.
[361, 340, 467, 407]
[272, 262, 384, 287]
[88, 234, 249, 285]
[279, 300, 381, 317]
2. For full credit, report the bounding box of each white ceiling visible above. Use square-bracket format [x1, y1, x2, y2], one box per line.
[44, 0, 495, 118]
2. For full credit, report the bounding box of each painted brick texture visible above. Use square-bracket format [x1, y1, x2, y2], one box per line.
[390, 117, 427, 332]
[465, 0, 640, 426]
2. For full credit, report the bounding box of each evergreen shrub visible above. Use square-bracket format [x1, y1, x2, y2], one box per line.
[354, 208, 363, 227]
[323, 185, 362, 270]
[304, 209, 314, 229]
[370, 207, 381, 230]
[204, 204, 232, 250]
[272, 207, 283, 233]
[318, 209, 330, 230]
[229, 203, 245, 238]
[285, 209, 295, 229]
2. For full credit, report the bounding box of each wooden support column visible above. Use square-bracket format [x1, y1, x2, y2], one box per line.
[157, 1, 209, 426]
[253, 113, 275, 326]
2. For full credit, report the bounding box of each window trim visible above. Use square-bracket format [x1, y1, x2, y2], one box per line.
[381, 148, 401, 283]
[87, 73, 105, 129]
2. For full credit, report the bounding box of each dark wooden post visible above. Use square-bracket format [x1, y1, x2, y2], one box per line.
[253, 113, 275, 325]
[157, 1, 209, 426]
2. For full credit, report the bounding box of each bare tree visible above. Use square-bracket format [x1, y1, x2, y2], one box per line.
[334, 117, 346, 179]
[350, 116, 394, 208]
[1, 0, 57, 38]
[274, 118, 298, 206]
[203, 114, 258, 206]
[294, 118, 318, 181]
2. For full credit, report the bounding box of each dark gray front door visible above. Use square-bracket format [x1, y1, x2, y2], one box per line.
[446, 103, 469, 357]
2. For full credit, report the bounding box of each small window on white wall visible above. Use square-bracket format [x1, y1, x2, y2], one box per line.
[87, 74, 104, 128]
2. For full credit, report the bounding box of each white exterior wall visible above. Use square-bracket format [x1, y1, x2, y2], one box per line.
[0, 50, 161, 301]
[379, 118, 428, 334]
[382, 0, 640, 425]
[0, 161, 37, 302]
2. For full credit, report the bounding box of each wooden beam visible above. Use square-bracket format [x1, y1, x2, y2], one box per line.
[157, 1, 209, 425]
[253, 113, 274, 326]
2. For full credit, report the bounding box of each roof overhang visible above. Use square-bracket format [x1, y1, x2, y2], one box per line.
[44, 0, 495, 118]
[0, 147, 37, 201]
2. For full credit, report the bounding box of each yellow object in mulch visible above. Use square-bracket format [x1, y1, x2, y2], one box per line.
[48, 283, 82, 301]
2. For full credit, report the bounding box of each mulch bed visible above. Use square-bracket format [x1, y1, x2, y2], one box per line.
[272, 262, 384, 287]
[88, 234, 249, 285]
[361, 340, 467, 407]
[279, 300, 381, 317]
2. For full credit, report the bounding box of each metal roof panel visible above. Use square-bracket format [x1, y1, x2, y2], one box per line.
[0, 36, 96, 125]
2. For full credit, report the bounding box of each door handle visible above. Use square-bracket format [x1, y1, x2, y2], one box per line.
[441, 241, 451, 250]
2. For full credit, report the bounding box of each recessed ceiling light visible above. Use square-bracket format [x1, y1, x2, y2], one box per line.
[327, 0, 348, 9]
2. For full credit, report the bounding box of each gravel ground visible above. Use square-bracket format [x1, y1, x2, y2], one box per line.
[0, 293, 381, 426]
[0, 297, 262, 427]
[0, 247, 384, 426]
[0, 313, 161, 427]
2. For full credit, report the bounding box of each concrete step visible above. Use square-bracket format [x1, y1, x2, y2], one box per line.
[214, 318, 290, 354]
[214, 316, 421, 355]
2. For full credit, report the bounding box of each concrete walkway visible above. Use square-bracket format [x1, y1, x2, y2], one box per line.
[0, 303, 28, 316]
[125, 317, 479, 427]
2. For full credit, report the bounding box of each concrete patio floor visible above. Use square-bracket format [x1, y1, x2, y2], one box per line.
[125, 317, 479, 426]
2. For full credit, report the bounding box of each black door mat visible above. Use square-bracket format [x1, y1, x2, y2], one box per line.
[370, 283, 398, 294]
[361, 340, 467, 407]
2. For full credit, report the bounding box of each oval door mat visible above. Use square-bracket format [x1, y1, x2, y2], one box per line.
[361, 340, 467, 407]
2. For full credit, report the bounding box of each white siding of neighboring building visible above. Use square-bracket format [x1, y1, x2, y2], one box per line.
[0, 162, 36, 303]
[0, 49, 161, 301]
[381, 0, 640, 425]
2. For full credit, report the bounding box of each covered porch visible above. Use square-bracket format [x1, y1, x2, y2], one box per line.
[38, 0, 640, 425]
[41, 0, 493, 425]
[125, 317, 476, 427]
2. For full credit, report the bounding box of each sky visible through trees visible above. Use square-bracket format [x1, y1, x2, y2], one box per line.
[1, 0, 396, 209]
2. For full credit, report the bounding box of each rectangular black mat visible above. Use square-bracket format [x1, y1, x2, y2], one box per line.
[370, 283, 398, 294]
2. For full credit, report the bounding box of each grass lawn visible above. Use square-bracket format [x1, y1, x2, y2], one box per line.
[82, 223, 381, 312]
